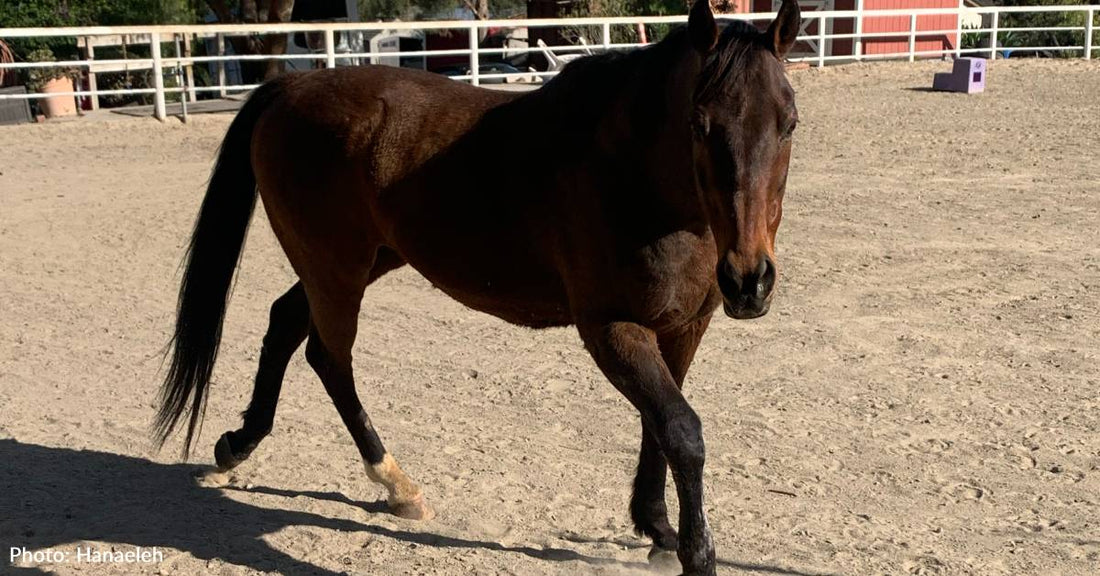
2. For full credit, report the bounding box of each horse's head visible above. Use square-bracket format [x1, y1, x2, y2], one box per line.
[687, 0, 800, 319]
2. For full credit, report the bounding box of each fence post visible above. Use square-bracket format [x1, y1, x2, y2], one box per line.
[854, 5, 864, 61]
[83, 38, 101, 111]
[469, 24, 480, 86]
[151, 32, 166, 121]
[955, 11, 962, 59]
[216, 33, 226, 98]
[324, 29, 336, 68]
[1086, 8, 1094, 60]
[603, 22, 611, 51]
[817, 14, 826, 68]
[989, 11, 998, 60]
[908, 13, 917, 62]
[182, 34, 196, 103]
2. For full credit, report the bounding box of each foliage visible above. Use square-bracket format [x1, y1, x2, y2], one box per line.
[21, 45, 78, 91]
[566, 0, 687, 45]
[0, 0, 199, 59]
[998, 0, 1093, 57]
[0, 1, 198, 28]
[960, 23, 983, 52]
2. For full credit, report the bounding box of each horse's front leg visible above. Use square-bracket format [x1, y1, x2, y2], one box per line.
[632, 315, 714, 560]
[580, 321, 715, 576]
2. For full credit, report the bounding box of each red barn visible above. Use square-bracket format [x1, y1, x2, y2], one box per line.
[734, 0, 960, 60]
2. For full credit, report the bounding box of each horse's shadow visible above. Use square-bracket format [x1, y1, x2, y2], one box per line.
[1, 439, 368, 575]
[0, 439, 830, 575]
[1, 439, 656, 575]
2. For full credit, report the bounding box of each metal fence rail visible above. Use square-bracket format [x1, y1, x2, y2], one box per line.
[1, 5, 1097, 120]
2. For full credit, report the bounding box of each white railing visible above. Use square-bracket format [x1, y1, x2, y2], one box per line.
[1, 5, 1097, 120]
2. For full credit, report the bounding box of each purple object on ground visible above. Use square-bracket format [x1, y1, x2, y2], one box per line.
[933, 58, 986, 94]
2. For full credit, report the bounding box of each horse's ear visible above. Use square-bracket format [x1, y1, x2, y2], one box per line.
[688, 0, 718, 53]
[766, 0, 801, 58]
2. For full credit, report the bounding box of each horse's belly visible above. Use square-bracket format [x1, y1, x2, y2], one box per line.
[393, 223, 571, 328]
[432, 279, 572, 328]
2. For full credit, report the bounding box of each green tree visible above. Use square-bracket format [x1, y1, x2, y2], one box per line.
[0, 0, 198, 58]
[999, 0, 1096, 57]
[567, 0, 687, 44]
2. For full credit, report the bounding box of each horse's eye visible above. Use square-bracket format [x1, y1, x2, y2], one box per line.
[692, 109, 710, 138]
[781, 119, 797, 140]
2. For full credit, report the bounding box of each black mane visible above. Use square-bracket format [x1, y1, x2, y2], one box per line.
[696, 20, 768, 103]
[526, 19, 766, 108]
[490, 18, 770, 145]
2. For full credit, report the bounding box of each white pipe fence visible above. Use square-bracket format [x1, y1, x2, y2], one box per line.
[1, 5, 1097, 121]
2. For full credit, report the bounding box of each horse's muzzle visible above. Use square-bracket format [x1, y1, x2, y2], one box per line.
[717, 255, 775, 319]
[723, 297, 770, 319]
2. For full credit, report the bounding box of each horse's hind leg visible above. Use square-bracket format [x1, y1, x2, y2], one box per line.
[303, 254, 433, 520]
[215, 282, 310, 470]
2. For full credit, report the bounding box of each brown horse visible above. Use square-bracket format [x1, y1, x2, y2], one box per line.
[157, 1, 800, 573]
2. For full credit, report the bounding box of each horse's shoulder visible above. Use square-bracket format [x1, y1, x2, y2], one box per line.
[579, 229, 717, 329]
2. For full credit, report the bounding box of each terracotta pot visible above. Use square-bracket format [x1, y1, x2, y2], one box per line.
[41, 76, 77, 118]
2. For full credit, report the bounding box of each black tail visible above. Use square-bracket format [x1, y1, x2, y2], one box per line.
[155, 80, 286, 457]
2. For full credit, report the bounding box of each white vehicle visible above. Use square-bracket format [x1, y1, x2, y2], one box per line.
[285, 0, 365, 71]
[369, 32, 426, 69]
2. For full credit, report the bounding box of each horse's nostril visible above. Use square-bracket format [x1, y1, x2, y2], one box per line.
[721, 258, 742, 293]
[755, 257, 769, 279]
[719, 255, 775, 303]
[746, 257, 776, 298]
[760, 257, 776, 295]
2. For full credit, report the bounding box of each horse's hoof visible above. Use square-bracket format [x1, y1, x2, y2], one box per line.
[648, 545, 680, 572]
[389, 496, 435, 521]
[214, 433, 244, 471]
[195, 467, 232, 488]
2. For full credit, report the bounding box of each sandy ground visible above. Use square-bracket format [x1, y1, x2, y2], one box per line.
[1, 59, 1098, 576]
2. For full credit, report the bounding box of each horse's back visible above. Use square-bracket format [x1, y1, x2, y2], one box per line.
[252, 66, 514, 190]
[248, 67, 571, 326]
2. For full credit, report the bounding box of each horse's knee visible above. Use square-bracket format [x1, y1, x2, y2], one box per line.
[661, 406, 705, 471]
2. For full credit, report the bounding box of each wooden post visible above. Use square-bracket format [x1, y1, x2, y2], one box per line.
[151, 32, 166, 121]
[854, 0, 864, 61]
[183, 34, 196, 102]
[468, 25, 480, 86]
[817, 14, 826, 68]
[1085, 8, 1094, 60]
[324, 29, 336, 68]
[908, 13, 917, 62]
[84, 38, 100, 111]
[989, 12, 998, 60]
[216, 33, 226, 98]
[955, 0, 963, 59]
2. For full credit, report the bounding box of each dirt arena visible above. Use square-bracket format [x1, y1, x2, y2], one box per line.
[1, 59, 1098, 576]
